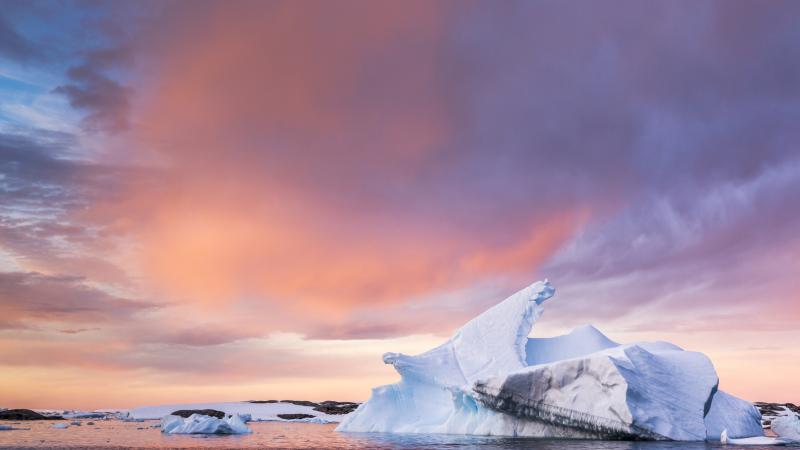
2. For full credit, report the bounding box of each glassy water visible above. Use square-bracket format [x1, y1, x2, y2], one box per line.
[0, 420, 794, 449]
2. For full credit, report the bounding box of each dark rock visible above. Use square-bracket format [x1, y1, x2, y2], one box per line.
[247, 400, 278, 404]
[756, 402, 800, 416]
[277, 413, 315, 420]
[280, 400, 319, 407]
[0, 409, 63, 421]
[755, 402, 800, 429]
[169, 409, 226, 419]
[312, 401, 360, 415]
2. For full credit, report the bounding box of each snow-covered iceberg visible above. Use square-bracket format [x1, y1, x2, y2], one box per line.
[337, 280, 763, 441]
[160, 413, 251, 435]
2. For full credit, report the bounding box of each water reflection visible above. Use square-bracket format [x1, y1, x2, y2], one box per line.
[0, 420, 793, 449]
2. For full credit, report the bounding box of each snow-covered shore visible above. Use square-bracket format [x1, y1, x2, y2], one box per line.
[125, 400, 356, 423]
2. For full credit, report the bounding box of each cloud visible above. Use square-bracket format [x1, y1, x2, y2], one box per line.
[54, 51, 133, 132]
[0, 271, 156, 329]
[75, 1, 592, 316]
[58, 328, 100, 334]
[68, 0, 800, 338]
[0, 131, 150, 284]
[0, 15, 42, 61]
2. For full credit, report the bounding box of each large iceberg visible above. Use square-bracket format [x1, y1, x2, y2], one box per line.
[337, 280, 763, 441]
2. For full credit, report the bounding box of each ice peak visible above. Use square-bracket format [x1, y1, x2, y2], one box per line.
[570, 324, 609, 338]
[532, 279, 555, 305]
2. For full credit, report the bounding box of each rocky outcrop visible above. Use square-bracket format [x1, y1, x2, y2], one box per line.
[0, 409, 63, 421]
[246, 399, 360, 414]
[313, 401, 360, 415]
[756, 402, 800, 416]
[755, 402, 800, 429]
[277, 413, 315, 420]
[280, 400, 319, 407]
[169, 409, 226, 419]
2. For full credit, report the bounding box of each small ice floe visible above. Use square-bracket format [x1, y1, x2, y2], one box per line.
[115, 411, 144, 422]
[299, 416, 336, 424]
[52, 423, 69, 429]
[160, 413, 251, 435]
[0, 425, 13, 430]
[70, 421, 81, 426]
[721, 429, 789, 446]
[771, 414, 800, 441]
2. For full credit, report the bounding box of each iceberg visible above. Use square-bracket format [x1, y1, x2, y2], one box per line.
[337, 280, 763, 441]
[160, 413, 251, 435]
[772, 414, 800, 441]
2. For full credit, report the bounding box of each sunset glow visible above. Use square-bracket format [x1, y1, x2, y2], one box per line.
[0, 1, 798, 410]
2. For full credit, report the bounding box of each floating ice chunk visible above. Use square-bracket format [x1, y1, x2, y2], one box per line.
[52, 423, 69, 429]
[772, 414, 800, 441]
[721, 429, 788, 446]
[337, 280, 764, 441]
[160, 413, 251, 435]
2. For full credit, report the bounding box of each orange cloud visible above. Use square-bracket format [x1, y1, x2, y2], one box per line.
[77, 0, 589, 316]
[125, 195, 586, 312]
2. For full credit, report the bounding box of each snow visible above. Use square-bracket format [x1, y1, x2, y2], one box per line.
[62, 411, 109, 419]
[525, 324, 618, 366]
[337, 279, 764, 441]
[160, 413, 251, 435]
[127, 401, 344, 423]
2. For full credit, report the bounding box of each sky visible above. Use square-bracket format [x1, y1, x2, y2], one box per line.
[0, 0, 798, 410]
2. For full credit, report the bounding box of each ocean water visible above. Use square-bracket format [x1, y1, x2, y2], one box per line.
[0, 420, 793, 449]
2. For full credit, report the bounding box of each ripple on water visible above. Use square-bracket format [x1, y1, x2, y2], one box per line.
[0, 420, 796, 449]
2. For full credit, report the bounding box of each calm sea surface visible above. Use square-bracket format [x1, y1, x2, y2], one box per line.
[0, 420, 794, 449]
